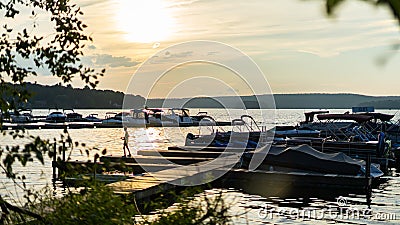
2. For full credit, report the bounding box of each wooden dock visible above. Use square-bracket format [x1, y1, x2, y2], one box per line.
[100, 155, 216, 165]
[106, 154, 241, 200]
[60, 161, 179, 175]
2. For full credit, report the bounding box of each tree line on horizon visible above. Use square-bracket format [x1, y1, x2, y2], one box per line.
[4, 82, 400, 110]
[3, 82, 145, 109]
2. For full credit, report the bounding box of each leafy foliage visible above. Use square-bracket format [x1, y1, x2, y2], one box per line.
[0, 129, 75, 222]
[0, 0, 104, 115]
[2, 185, 231, 225]
[131, 187, 231, 225]
[322, 0, 400, 26]
[141, 191, 230, 225]
[0, 0, 104, 220]
[5, 185, 137, 224]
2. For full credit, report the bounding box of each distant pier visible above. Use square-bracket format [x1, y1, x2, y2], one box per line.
[0, 121, 232, 130]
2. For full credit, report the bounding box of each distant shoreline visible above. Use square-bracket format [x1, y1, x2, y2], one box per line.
[7, 83, 400, 110]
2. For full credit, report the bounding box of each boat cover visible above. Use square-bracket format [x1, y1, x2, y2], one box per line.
[245, 144, 382, 176]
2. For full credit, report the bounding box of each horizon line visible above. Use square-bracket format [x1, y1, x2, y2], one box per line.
[20, 82, 400, 98]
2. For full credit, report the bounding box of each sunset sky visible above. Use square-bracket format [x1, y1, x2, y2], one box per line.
[19, 0, 400, 97]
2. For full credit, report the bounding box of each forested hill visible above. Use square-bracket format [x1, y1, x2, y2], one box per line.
[146, 94, 400, 109]
[6, 83, 400, 109]
[273, 94, 400, 109]
[17, 83, 145, 109]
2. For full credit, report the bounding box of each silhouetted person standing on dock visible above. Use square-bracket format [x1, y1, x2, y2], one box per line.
[122, 126, 132, 157]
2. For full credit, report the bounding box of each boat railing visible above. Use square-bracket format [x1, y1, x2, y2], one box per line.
[351, 126, 370, 142]
[197, 115, 225, 135]
[240, 115, 261, 132]
[316, 118, 355, 141]
[257, 126, 269, 148]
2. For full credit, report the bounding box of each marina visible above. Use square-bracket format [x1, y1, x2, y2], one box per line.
[2, 108, 400, 224]
[3, 0, 400, 223]
[47, 108, 391, 200]
[0, 108, 232, 129]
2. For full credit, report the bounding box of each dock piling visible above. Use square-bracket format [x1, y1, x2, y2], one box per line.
[52, 142, 57, 181]
[62, 142, 66, 162]
[366, 154, 372, 207]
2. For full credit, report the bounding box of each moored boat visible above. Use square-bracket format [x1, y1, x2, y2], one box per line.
[10, 109, 33, 123]
[185, 115, 267, 148]
[84, 113, 102, 122]
[161, 108, 193, 125]
[46, 110, 67, 123]
[241, 145, 383, 178]
[101, 112, 126, 125]
[219, 144, 384, 197]
[123, 109, 148, 127]
[274, 125, 320, 138]
[63, 109, 83, 122]
[276, 135, 395, 170]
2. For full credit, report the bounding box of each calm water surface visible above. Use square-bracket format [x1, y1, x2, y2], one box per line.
[1, 109, 400, 224]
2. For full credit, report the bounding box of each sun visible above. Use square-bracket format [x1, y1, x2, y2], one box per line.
[115, 0, 176, 43]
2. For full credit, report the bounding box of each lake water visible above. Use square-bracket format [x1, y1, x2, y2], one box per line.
[1, 108, 400, 224]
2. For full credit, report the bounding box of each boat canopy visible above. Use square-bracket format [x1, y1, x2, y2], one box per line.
[170, 108, 190, 116]
[144, 108, 164, 114]
[130, 109, 144, 113]
[316, 113, 373, 123]
[358, 112, 394, 122]
[304, 110, 329, 123]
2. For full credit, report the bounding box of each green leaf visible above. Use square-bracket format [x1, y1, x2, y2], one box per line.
[326, 0, 345, 15]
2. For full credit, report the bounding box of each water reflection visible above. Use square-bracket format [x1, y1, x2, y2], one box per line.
[206, 184, 400, 224]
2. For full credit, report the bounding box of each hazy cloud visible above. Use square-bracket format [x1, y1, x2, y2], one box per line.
[92, 54, 140, 68]
[35, 0, 400, 95]
[169, 0, 201, 7]
[79, 0, 109, 8]
[164, 51, 193, 58]
[147, 51, 194, 65]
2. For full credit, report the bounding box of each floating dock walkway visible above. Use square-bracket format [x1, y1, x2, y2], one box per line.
[1, 121, 232, 130]
[105, 154, 241, 200]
